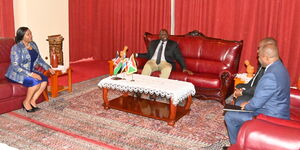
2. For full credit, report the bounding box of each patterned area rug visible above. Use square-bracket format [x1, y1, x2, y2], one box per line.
[0, 76, 229, 150]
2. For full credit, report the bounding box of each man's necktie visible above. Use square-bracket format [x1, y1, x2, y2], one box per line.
[250, 67, 265, 87]
[156, 42, 164, 64]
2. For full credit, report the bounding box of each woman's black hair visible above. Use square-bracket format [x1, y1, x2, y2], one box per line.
[15, 27, 29, 43]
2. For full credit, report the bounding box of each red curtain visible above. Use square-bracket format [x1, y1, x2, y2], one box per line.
[175, 0, 300, 85]
[69, 0, 170, 62]
[0, 0, 15, 37]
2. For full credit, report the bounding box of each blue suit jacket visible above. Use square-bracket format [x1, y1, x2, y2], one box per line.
[245, 60, 290, 119]
[5, 41, 50, 84]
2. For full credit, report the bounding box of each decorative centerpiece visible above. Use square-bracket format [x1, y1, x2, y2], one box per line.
[47, 34, 64, 66]
[245, 60, 254, 78]
[111, 46, 137, 81]
[234, 60, 255, 86]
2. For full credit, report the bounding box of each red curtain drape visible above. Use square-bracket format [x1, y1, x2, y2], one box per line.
[69, 0, 170, 62]
[175, 0, 300, 85]
[0, 0, 15, 37]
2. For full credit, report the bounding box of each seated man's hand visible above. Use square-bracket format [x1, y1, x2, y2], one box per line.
[240, 101, 249, 110]
[183, 69, 194, 75]
[134, 53, 138, 58]
[233, 88, 243, 98]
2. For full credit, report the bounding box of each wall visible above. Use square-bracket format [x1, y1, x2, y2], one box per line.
[13, 0, 69, 67]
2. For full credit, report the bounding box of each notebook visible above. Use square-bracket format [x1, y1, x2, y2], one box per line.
[223, 104, 253, 112]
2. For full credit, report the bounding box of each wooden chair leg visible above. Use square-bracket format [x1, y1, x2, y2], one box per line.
[43, 70, 50, 101]
[42, 89, 49, 101]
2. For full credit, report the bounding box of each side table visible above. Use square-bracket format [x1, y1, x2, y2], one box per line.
[234, 73, 253, 86]
[48, 68, 72, 97]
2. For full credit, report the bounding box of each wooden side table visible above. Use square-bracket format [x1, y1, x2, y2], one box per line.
[48, 68, 72, 97]
[108, 60, 114, 76]
[234, 73, 253, 86]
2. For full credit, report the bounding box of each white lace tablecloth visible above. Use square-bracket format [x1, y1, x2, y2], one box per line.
[98, 73, 195, 105]
[235, 73, 253, 83]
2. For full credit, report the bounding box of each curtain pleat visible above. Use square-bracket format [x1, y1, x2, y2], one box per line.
[175, 0, 300, 85]
[69, 0, 170, 62]
[69, 0, 300, 84]
[0, 0, 15, 37]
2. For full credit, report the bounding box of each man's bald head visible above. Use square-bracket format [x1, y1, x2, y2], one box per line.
[260, 44, 279, 58]
[258, 44, 280, 67]
[259, 37, 278, 49]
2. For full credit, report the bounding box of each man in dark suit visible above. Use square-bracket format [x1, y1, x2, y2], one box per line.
[234, 38, 277, 106]
[136, 29, 193, 78]
[225, 43, 290, 144]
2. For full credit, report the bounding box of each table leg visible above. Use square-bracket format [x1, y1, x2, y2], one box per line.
[183, 95, 192, 115]
[185, 95, 192, 110]
[102, 88, 109, 109]
[123, 92, 128, 97]
[51, 72, 58, 97]
[68, 68, 72, 92]
[168, 99, 177, 126]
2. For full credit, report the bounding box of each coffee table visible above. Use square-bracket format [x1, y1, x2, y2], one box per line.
[98, 73, 195, 126]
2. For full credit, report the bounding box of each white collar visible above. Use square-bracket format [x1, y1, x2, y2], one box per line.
[264, 62, 274, 72]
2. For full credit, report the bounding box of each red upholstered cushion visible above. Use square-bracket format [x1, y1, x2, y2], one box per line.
[0, 62, 10, 80]
[137, 69, 220, 88]
[171, 36, 203, 59]
[237, 119, 300, 150]
[187, 73, 220, 88]
[11, 83, 27, 97]
[256, 114, 300, 129]
[135, 57, 148, 69]
[0, 37, 15, 80]
[185, 58, 226, 74]
[0, 38, 14, 63]
[0, 80, 13, 100]
[0, 79, 27, 99]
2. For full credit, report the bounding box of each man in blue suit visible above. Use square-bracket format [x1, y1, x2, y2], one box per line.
[233, 38, 278, 106]
[224, 42, 290, 144]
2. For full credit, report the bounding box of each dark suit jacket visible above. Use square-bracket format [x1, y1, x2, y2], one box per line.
[236, 66, 265, 99]
[138, 39, 186, 70]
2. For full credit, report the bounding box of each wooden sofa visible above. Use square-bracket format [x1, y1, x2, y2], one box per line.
[109, 31, 243, 104]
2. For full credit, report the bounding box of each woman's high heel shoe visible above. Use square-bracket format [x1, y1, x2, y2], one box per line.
[30, 104, 41, 111]
[22, 104, 35, 112]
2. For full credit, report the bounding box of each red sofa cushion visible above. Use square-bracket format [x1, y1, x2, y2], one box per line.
[256, 114, 300, 129]
[0, 79, 27, 100]
[0, 80, 13, 99]
[187, 73, 220, 88]
[11, 82, 27, 97]
[0, 38, 15, 81]
[232, 119, 300, 150]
